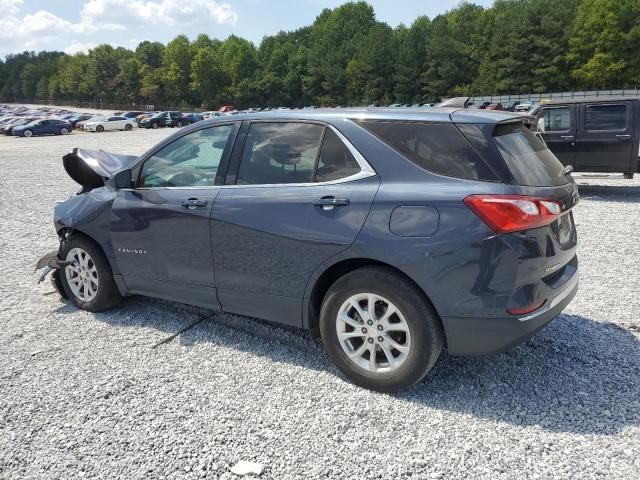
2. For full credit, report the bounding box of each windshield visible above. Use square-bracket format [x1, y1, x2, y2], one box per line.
[493, 123, 569, 186]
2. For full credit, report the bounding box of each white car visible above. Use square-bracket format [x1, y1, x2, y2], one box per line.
[201, 111, 228, 119]
[84, 116, 136, 132]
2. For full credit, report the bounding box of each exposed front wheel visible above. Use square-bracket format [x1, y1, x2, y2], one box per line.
[23, 130, 33, 137]
[176, 121, 183, 127]
[60, 127, 69, 135]
[60, 236, 122, 312]
[151, 122, 159, 129]
[320, 267, 443, 393]
[125, 123, 133, 131]
[96, 125, 104, 133]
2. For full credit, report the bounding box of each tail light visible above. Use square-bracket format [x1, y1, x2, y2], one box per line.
[464, 195, 562, 234]
[507, 300, 546, 316]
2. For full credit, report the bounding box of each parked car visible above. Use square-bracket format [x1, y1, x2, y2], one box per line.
[120, 111, 145, 119]
[84, 116, 137, 132]
[76, 116, 105, 130]
[180, 113, 203, 125]
[38, 109, 579, 392]
[503, 101, 520, 112]
[13, 119, 72, 137]
[485, 103, 504, 111]
[219, 105, 236, 113]
[1, 116, 41, 135]
[514, 102, 535, 112]
[531, 96, 640, 178]
[67, 114, 95, 129]
[202, 111, 227, 119]
[139, 111, 185, 129]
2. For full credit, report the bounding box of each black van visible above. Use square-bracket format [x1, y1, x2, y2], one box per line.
[531, 97, 640, 178]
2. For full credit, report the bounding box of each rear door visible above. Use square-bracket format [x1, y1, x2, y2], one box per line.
[211, 120, 379, 326]
[574, 101, 634, 173]
[537, 104, 576, 168]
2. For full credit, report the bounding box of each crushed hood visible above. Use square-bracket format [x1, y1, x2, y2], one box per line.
[63, 148, 138, 189]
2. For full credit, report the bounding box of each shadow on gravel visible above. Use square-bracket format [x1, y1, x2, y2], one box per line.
[55, 296, 639, 436]
[402, 314, 640, 436]
[577, 183, 640, 202]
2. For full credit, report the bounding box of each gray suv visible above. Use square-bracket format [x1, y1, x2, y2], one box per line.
[38, 108, 579, 392]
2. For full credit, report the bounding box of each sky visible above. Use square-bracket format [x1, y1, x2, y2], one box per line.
[0, 0, 494, 57]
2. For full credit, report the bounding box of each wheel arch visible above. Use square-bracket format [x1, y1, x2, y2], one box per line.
[304, 258, 445, 346]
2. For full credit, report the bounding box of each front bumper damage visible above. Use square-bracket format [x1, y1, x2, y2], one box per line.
[35, 250, 69, 298]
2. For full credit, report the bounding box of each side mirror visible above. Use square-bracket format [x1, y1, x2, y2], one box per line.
[114, 169, 133, 189]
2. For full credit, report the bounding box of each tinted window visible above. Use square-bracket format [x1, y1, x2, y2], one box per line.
[237, 122, 324, 185]
[539, 107, 570, 131]
[315, 129, 360, 182]
[140, 124, 233, 187]
[360, 121, 497, 181]
[585, 104, 627, 130]
[493, 123, 568, 186]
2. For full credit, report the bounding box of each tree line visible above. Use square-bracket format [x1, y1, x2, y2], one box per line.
[1, 0, 639, 109]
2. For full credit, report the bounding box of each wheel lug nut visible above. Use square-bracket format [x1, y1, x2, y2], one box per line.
[367, 338, 374, 344]
[367, 320, 373, 326]
[377, 325, 383, 331]
[378, 336, 384, 342]
[361, 327, 367, 334]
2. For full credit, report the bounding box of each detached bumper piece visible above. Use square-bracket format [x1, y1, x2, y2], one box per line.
[35, 251, 69, 298]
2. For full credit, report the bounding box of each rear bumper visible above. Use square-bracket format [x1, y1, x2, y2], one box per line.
[442, 271, 578, 356]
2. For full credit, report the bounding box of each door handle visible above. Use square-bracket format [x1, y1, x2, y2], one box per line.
[180, 198, 208, 209]
[616, 134, 631, 140]
[560, 135, 574, 141]
[313, 196, 350, 211]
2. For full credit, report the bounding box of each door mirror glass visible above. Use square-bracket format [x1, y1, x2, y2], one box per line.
[114, 169, 132, 189]
[139, 124, 234, 187]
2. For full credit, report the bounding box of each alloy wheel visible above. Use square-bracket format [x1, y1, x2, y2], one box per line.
[336, 293, 411, 373]
[64, 248, 99, 302]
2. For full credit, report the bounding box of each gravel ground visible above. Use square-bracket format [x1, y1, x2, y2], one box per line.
[0, 128, 639, 479]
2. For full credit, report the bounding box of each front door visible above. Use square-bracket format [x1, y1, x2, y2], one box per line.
[110, 122, 238, 307]
[537, 104, 576, 168]
[211, 121, 380, 326]
[574, 101, 635, 173]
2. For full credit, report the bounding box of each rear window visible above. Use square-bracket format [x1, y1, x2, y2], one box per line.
[359, 121, 498, 181]
[493, 123, 568, 186]
[584, 104, 627, 130]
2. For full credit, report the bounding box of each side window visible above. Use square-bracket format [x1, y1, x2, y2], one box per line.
[315, 129, 360, 182]
[139, 124, 234, 188]
[539, 107, 570, 131]
[584, 104, 627, 131]
[237, 122, 325, 185]
[360, 121, 498, 181]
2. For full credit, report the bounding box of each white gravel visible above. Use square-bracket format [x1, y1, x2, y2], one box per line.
[0, 128, 639, 479]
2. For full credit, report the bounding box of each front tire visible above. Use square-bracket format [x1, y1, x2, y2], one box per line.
[176, 121, 183, 127]
[59, 235, 122, 312]
[96, 125, 104, 133]
[320, 267, 443, 393]
[151, 122, 159, 129]
[23, 130, 33, 137]
[60, 127, 69, 135]
[125, 123, 133, 131]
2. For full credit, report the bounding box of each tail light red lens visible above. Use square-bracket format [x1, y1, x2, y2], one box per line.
[507, 300, 546, 316]
[464, 195, 562, 234]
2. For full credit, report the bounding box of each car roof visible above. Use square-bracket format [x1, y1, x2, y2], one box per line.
[542, 96, 640, 105]
[195, 107, 527, 126]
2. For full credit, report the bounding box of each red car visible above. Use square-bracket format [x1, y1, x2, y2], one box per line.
[219, 105, 236, 113]
[485, 103, 504, 111]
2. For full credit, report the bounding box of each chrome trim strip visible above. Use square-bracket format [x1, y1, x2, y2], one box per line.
[133, 123, 377, 191]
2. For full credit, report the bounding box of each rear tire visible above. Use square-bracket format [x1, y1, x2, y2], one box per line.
[320, 266, 443, 393]
[23, 130, 33, 137]
[96, 125, 104, 133]
[59, 235, 122, 312]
